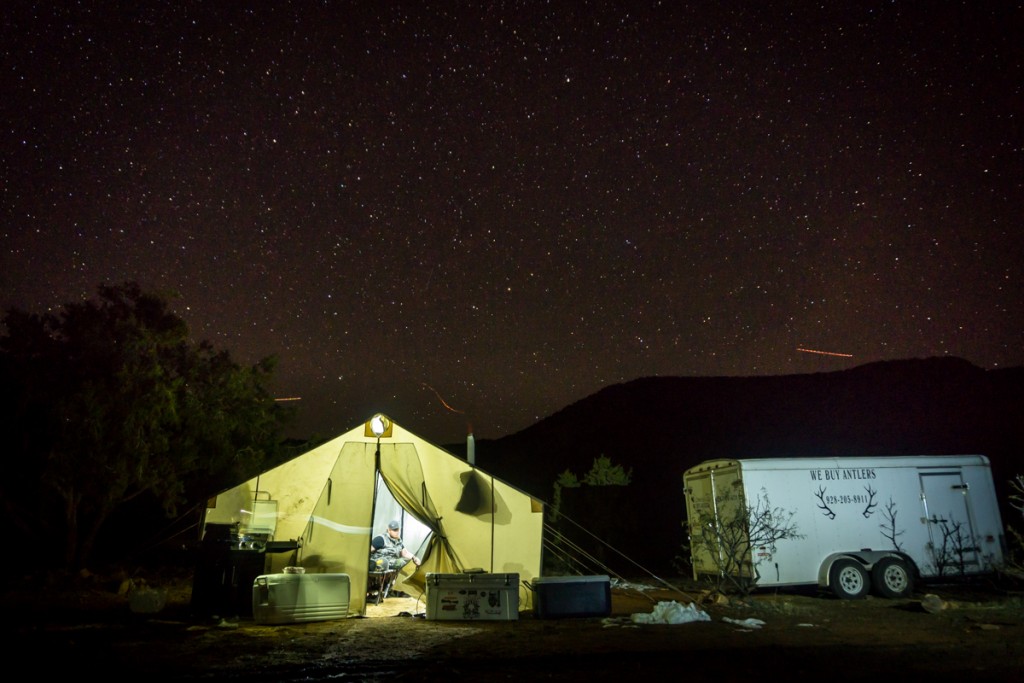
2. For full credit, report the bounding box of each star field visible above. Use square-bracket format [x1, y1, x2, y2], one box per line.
[2, 2, 1021, 444]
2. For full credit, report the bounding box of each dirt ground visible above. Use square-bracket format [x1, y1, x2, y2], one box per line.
[4, 570, 1024, 682]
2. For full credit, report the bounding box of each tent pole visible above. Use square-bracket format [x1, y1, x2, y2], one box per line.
[362, 437, 382, 617]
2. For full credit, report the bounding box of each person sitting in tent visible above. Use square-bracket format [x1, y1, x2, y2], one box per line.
[369, 520, 421, 572]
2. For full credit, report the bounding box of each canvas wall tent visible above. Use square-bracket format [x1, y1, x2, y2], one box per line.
[200, 414, 545, 616]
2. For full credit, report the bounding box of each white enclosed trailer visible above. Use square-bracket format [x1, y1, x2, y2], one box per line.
[683, 455, 1006, 599]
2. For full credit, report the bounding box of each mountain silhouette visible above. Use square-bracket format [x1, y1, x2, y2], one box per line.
[446, 357, 1024, 576]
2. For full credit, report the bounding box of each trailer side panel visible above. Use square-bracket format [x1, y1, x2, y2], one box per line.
[683, 455, 1005, 593]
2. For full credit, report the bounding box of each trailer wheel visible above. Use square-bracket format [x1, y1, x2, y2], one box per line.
[829, 559, 869, 599]
[871, 557, 914, 598]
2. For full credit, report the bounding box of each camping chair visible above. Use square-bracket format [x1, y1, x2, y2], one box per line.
[367, 568, 398, 604]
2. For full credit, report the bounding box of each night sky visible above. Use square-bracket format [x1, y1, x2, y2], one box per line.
[2, 2, 1021, 445]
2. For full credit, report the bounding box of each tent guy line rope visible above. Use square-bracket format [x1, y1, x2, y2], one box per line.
[544, 511, 701, 605]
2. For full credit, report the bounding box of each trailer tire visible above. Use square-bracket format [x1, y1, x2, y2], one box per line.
[871, 557, 914, 598]
[829, 559, 869, 599]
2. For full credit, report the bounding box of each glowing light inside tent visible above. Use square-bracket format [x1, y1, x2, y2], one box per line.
[369, 413, 392, 437]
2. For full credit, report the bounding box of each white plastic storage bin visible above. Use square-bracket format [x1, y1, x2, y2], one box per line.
[425, 572, 520, 621]
[252, 572, 350, 624]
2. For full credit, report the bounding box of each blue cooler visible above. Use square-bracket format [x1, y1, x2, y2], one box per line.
[531, 575, 611, 618]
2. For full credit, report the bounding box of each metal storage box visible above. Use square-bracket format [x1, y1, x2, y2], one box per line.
[252, 572, 351, 624]
[425, 572, 520, 621]
[531, 575, 611, 618]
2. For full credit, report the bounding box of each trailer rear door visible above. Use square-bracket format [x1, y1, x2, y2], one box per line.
[684, 462, 749, 579]
[920, 471, 980, 574]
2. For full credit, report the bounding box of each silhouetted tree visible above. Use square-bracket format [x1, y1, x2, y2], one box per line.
[549, 456, 635, 574]
[0, 282, 294, 569]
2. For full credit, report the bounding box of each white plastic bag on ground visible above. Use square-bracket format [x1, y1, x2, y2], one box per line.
[722, 616, 766, 629]
[631, 601, 711, 625]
